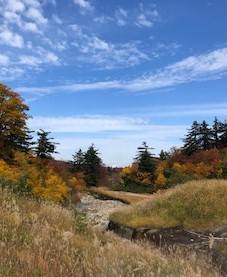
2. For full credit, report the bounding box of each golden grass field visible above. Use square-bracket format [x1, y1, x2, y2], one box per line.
[90, 186, 153, 204]
[110, 179, 227, 231]
[0, 188, 222, 277]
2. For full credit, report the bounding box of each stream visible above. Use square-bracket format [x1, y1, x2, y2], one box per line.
[75, 193, 227, 273]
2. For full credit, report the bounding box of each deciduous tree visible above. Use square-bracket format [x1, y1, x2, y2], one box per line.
[0, 83, 32, 161]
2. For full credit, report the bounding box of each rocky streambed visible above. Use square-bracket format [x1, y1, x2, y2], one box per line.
[76, 193, 126, 230]
[75, 193, 227, 274]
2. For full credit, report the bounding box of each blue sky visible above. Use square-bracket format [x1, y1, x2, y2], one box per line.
[0, 0, 227, 166]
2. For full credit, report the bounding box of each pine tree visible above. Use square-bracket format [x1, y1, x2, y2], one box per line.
[83, 144, 102, 186]
[35, 129, 58, 159]
[183, 121, 200, 155]
[159, 149, 169, 160]
[71, 149, 85, 172]
[135, 142, 156, 179]
[198, 120, 212, 150]
[0, 83, 32, 161]
[211, 117, 222, 148]
[220, 121, 227, 148]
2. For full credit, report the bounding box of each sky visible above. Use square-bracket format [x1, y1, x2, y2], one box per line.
[0, 0, 227, 166]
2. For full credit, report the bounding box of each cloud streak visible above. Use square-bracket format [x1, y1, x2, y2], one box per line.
[17, 47, 227, 96]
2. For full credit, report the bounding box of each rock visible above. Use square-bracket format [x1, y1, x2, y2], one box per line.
[146, 229, 159, 236]
[75, 194, 125, 230]
[108, 221, 135, 240]
[213, 224, 227, 236]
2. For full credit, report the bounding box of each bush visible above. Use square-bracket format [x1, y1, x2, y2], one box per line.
[164, 168, 195, 187]
[0, 154, 68, 202]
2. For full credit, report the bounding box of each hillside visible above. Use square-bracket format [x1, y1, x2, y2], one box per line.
[110, 179, 227, 231]
[0, 188, 221, 277]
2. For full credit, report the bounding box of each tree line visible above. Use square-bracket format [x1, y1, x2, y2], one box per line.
[182, 118, 227, 155]
[0, 84, 103, 187]
[1, 83, 227, 191]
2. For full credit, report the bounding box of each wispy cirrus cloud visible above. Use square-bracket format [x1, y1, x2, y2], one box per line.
[115, 8, 128, 26]
[28, 115, 148, 133]
[136, 3, 159, 28]
[0, 27, 24, 48]
[70, 24, 150, 68]
[1, 0, 48, 34]
[17, 46, 227, 96]
[73, 0, 93, 13]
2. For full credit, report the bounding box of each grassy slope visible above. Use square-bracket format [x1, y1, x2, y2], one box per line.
[110, 180, 227, 231]
[0, 189, 221, 277]
[90, 186, 153, 204]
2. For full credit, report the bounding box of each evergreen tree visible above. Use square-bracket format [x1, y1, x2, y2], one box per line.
[71, 148, 85, 172]
[183, 121, 200, 155]
[0, 83, 32, 161]
[220, 121, 227, 148]
[83, 144, 102, 186]
[135, 142, 156, 179]
[211, 117, 222, 148]
[198, 120, 212, 150]
[159, 149, 169, 160]
[35, 129, 58, 159]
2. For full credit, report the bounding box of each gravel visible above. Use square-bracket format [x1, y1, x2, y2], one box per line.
[76, 194, 126, 230]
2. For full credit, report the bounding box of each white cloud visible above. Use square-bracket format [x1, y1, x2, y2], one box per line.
[28, 114, 186, 165]
[19, 55, 41, 66]
[115, 8, 128, 26]
[73, 0, 93, 12]
[23, 22, 39, 33]
[29, 116, 147, 133]
[0, 66, 24, 80]
[0, 0, 47, 39]
[0, 54, 10, 66]
[137, 14, 153, 27]
[25, 7, 47, 24]
[94, 16, 113, 24]
[0, 28, 24, 48]
[130, 103, 227, 118]
[70, 26, 149, 68]
[6, 0, 25, 13]
[55, 136, 180, 166]
[17, 46, 227, 95]
[136, 3, 159, 28]
[45, 52, 59, 64]
[19, 51, 59, 66]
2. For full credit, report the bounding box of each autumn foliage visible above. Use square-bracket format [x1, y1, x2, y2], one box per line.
[0, 153, 68, 202]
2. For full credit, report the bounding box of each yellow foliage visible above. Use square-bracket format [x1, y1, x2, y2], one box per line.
[68, 175, 86, 192]
[0, 159, 20, 182]
[121, 165, 136, 176]
[172, 162, 186, 173]
[155, 173, 167, 187]
[0, 154, 68, 202]
[33, 169, 68, 202]
[155, 161, 167, 187]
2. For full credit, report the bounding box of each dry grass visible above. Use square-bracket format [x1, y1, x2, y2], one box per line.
[90, 186, 153, 204]
[110, 179, 227, 231]
[0, 188, 222, 277]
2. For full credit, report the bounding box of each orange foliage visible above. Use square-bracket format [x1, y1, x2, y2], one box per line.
[0, 153, 68, 202]
[68, 173, 86, 192]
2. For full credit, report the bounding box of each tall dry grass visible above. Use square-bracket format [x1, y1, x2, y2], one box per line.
[110, 179, 227, 231]
[0, 188, 222, 277]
